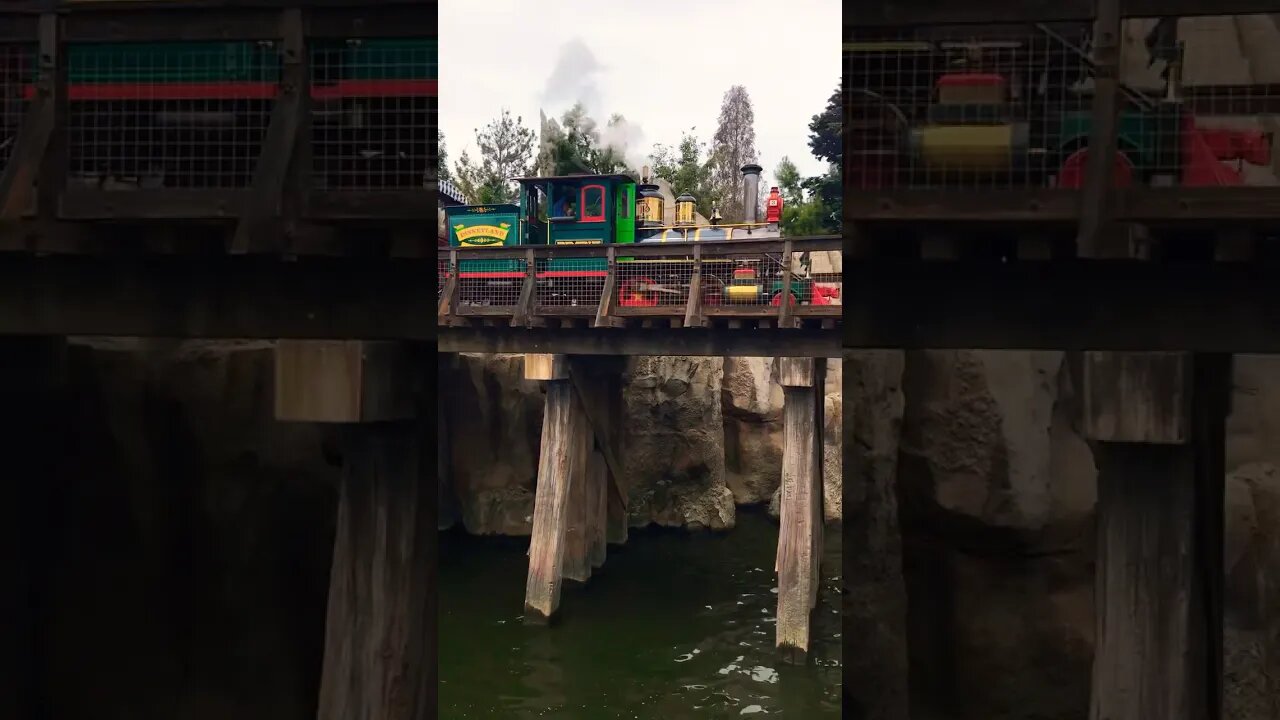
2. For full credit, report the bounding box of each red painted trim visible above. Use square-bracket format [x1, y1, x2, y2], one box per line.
[22, 79, 437, 101]
[579, 184, 606, 223]
[538, 271, 607, 278]
[313, 79, 437, 98]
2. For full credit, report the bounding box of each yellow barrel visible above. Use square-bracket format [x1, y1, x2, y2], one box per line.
[912, 125, 1025, 172]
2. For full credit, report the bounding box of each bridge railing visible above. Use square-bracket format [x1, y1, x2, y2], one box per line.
[437, 236, 843, 330]
[0, 0, 432, 240]
[845, 0, 1280, 227]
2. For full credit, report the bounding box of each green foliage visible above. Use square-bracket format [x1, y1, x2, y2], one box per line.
[649, 129, 721, 212]
[774, 83, 842, 236]
[437, 129, 451, 183]
[709, 85, 758, 222]
[452, 108, 535, 204]
[539, 103, 633, 177]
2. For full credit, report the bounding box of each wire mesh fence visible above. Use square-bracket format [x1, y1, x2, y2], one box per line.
[310, 38, 434, 191]
[0, 44, 32, 171]
[455, 256, 525, 308]
[1112, 15, 1280, 187]
[65, 41, 280, 190]
[614, 258, 695, 310]
[845, 16, 1280, 194]
[845, 23, 1094, 191]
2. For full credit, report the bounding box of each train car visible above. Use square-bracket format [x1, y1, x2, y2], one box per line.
[446, 166, 836, 308]
[3, 36, 435, 190]
[846, 22, 1271, 190]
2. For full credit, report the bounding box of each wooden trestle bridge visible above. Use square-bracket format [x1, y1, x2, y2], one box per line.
[437, 236, 843, 663]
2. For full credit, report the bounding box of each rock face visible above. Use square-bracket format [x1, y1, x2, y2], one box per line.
[622, 356, 734, 530]
[441, 354, 845, 533]
[891, 350, 1280, 719]
[24, 339, 337, 720]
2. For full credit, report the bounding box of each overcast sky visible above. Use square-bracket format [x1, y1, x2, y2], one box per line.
[439, 0, 839, 190]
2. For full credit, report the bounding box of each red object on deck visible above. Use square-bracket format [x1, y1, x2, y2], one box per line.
[764, 187, 783, 223]
[1180, 116, 1270, 187]
[935, 73, 1006, 88]
[1057, 147, 1135, 189]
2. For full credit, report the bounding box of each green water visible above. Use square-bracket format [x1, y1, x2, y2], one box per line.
[439, 509, 842, 719]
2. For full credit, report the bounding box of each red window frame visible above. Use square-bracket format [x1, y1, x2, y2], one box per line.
[580, 185, 606, 223]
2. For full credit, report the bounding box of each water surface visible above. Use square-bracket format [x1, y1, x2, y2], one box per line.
[440, 509, 842, 718]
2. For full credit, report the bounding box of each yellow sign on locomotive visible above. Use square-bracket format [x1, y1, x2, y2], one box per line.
[454, 223, 511, 247]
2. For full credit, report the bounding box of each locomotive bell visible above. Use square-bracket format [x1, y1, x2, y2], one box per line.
[675, 193, 696, 226]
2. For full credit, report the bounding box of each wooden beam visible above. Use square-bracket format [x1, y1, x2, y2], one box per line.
[1084, 352, 1226, 720]
[317, 422, 434, 720]
[524, 353, 567, 381]
[845, 0, 1280, 25]
[594, 246, 622, 328]
[525, 381, 589, 621]
[587, 449, 607, 568]
[1083, 352, 1191, 443]
[567, 358, 628, 516]
[437, 250, 458, 318]
[1076, 0, 1122, 259]
[776, 358, 825, 664]
[230, 7, 304, 254]
[778, 238, 796, 329]
[0, 13, 57, 222]
[510, 248, 537, 328]
[684, 243, 705, 328]
[274, 340, 414, 423]
[561, 415, 591, 583]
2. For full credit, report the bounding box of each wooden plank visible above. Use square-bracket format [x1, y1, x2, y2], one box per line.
[1089, 441, 1214, 720]
[524, 381, 588, 621]
[510, 248, 536, 328]
[777, 357, 815, 388]
[230, 7, 303, 254]
[778, 238, 796, 328]
[0, 13, 57, 221]
[845, 0, 1280, 25]
[684, 244, 704, 328]
[1076, 0, 1122, 259]
[567, 356, 628, 512]
[524, 353, 567, 381]
[775, 374, 823, 664]
[587, 449, 606, 569]
[1083, 352, 1192, 444]
[274, 339, 413, 423]
[58, 189, 248, 220]
[561, 418, 591, 583]
[305, 191, 433, 221]
[594, 246, 618, 328]
[317, 422, 434, 720]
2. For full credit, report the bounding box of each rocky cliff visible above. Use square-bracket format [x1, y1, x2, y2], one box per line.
[439, 353, 843, 535]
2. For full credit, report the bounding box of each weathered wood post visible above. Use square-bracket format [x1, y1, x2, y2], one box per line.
[524, 354, 586, 620]
[1083, 352, 1227, 720]
[523, 354, 627, 621]
[775, 356, 825, 664]
[274, 340, 435, 720]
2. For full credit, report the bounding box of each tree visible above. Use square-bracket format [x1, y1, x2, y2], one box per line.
[774, 156, 804, 207]
[709, 85, 758, 222]
[539, 103, 631, 176]
[451, 108, 535, 204]
[806, 84, 842, 229]
[649, 129, 721, 212]
[437, 129, 451, 183]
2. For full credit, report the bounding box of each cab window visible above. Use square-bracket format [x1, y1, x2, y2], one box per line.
[618, 188, 631, 219]
[581, 185, 605, 222]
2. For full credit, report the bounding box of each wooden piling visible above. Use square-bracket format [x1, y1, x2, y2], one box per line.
[317, 421, 435, 720]
[562, 419, 591, 584]
[775, 357, 825, 664]
[1084, 351, 1226, 720]
[587, 449, 607, 569]
[525, 380, 589, 620]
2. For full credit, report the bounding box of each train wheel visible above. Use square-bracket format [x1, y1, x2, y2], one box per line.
[619, 277, 658, 307]
[770, 291, 798, 307]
